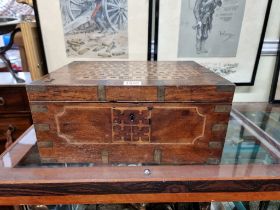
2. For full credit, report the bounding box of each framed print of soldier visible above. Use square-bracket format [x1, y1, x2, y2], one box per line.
[192, 0, 223, 56]
[33, 0, 150, 73]
[157, 0, 272, 85]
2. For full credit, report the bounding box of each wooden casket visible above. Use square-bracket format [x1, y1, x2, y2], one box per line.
[26, 61, 235, 164]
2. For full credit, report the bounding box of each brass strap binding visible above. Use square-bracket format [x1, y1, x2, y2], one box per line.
[101, 150, 109, 164]
[212, 123, 227, 132]
[35, 124, 50, 132]
[98, 85, 106, 101]
[154, 149, 161, 164]
[37, 141, 53, 148]
[214, 105, 232, 113]
[157, 86, 165, 102]
[30, 105, 48, 113]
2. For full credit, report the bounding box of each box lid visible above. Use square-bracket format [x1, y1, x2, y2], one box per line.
[26, 61, 235, 103]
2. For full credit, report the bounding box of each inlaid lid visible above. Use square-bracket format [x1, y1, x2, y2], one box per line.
[26, 61, 235, 103]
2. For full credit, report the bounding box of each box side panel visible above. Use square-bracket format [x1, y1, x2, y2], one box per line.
[164, 85, 235, 103]
[26, 86, 98, 101]
[27, 85, 235, 103]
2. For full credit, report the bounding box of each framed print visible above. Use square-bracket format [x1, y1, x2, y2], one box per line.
[34, 0, 150, 72]
[269, 39, 280, 103]
[157, 0, 272, 85]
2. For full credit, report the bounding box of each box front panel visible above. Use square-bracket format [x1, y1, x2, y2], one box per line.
[31, 103, 231, 164]
[56, 107, 112, 143]
[151, 107, 206, 144]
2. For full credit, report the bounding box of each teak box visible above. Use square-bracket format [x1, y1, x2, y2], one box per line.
[26, 61, 235, 164]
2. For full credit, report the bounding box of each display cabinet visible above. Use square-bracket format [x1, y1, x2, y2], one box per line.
[0, 72, 33, 153]
[0, 104, 279, 205]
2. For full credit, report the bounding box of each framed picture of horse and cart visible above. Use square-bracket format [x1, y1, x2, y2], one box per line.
[34, 0, 150, 72]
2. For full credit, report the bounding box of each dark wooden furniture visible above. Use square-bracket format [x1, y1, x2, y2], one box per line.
[26, 61, 235, 164]
[0, 72, 33, 153]
[0, 104, 280, 205]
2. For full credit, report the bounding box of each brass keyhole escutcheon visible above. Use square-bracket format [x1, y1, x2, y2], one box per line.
[129, 113, 135, 122]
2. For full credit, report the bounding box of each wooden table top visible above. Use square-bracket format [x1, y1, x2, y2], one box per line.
[0, 104, 279, 205]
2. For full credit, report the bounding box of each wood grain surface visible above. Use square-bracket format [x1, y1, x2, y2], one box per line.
[30, 102, 230, 164]
[1, 192, 280, 205]
[26, 61, 235, 163]
[27, 61, 235, 103]
[0, 164, 279, 201]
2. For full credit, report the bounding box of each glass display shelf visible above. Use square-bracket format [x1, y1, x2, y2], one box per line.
[235, 103, 280, 150]
[0, 104, 279, 205]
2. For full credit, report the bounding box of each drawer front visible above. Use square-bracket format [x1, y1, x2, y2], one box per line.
[0, 114, 33, 142]
[31, 102, 231, 164]
[0, 87, 30, 113]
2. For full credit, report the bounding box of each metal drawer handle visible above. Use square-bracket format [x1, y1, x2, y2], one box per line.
[5, 125, 16, 149]
[0, 97, 5, 106]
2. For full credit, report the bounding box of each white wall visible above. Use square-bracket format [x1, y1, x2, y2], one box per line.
[234, 56, 276, 102]
[234, 0, 280, 102]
